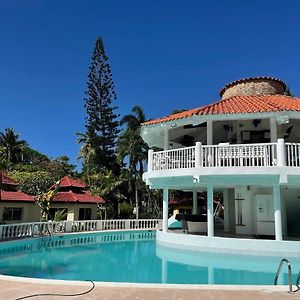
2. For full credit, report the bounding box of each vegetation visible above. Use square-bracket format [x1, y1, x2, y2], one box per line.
[117, 105, 148, 218]
[9, 171, 54, 195]
[0, 37, 163, 220]
[82, 37, 120, 173]
[0, 128, 27, 166]
[36, 181, 60, 221]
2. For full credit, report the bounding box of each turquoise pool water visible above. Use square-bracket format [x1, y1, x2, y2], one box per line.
[0, 230, 299, 285]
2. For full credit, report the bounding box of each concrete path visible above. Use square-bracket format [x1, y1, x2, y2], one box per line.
[2, 279, 300, 300]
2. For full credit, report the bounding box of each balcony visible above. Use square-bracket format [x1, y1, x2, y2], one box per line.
[147, 140, 300, 172]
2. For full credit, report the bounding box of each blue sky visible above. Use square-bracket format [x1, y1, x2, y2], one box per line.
[0, 0, 300, 167]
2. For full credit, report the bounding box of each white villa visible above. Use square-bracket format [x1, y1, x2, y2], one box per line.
[141, 77, 300, 254]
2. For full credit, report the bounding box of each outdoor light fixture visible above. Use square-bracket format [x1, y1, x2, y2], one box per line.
[276, 115, 289, 125]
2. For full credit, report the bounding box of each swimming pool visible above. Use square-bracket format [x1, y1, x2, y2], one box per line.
[0, 230, 298, 285]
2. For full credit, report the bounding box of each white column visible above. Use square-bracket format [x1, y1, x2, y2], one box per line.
[277, 138, 286, 166]
[192, 191, 198, 214]
[195, 142, 202, 167]
[163, 127, 169, 150]
[163, 189, 169, 232]
[148, 149, 154, 172]
[207, 185, 214, 237]
[207, 120, 213, 145]
[273, 185, 283, 241]
[270, 117, 277, 142]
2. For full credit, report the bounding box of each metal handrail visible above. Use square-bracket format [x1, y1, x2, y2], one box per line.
[296, 270, 300, 286]
[274, 258, 293, 293]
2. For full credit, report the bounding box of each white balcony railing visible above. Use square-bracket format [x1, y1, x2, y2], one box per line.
[286, 143, 300, 167]
[152, 146, 195, 170]
[148, 139, 297, 172]
[0, 219, 162, 240]
[202, 143, 277, 168]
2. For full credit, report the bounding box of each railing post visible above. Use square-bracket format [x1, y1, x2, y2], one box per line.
[277, 138, 286, 167]
[65, 221, 72, 233]
[148, 149, 154, 172]
[96, 220, 103, 231]
[195, 142, 202, 168]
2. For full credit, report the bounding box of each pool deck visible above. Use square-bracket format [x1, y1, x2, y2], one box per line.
[1, 277, 300, 300]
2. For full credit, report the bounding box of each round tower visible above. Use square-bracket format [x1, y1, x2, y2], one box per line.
[220, 77, 287, 100]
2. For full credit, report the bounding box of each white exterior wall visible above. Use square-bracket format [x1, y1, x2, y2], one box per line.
[0, 202, 40, 223]
[0, 202, 98, 223]
[234, 186, 289, 237]
[50, 203, 98, 220]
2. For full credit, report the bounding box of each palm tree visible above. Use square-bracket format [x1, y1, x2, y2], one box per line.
[119, 105, 148, 174]
[0, 128, 28, 167]
[76, 131, 95, 184]
[117, 106, 149, 219]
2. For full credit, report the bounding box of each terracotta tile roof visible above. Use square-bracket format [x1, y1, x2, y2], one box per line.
[0, 172, 18, 186]
[59, 176, 86, 188]
[53, 190, 105, 204]
[142, 95, 300, 126]
[0, 190, 35, 202]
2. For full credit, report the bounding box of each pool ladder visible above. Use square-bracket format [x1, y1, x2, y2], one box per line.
[274, 258, 300, 293]
[274, 259, 293, 293]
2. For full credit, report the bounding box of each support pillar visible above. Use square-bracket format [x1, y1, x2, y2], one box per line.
[207, 120, 213, 145]
[277, 138, 286, 166]
[148, 149, 154, 172]
[192, 191, 198, 214]
[273, 185, 283, 241]
[207, 185, 214, 237]
[195, 142, 202, 168]
[163, 127, 169, 150]
[163, 189, 169, 232]
[270, 117, 277, 142]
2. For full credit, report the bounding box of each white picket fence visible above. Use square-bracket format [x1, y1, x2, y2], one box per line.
[0, 219, 162, 240]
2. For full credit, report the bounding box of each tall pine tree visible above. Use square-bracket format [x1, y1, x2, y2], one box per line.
[84, 37, 120, 172]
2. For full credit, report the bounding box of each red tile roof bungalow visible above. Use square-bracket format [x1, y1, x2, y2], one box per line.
[0, 173, 105, 223]
[0, 172, 39, 223]
[50, 176, 105, 221]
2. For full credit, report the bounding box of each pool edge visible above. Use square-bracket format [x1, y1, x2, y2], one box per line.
[0, 274, 290, 291]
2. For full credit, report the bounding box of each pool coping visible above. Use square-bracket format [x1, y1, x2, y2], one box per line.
[0, 229, 295, 292]
[0, 274, 291, 292]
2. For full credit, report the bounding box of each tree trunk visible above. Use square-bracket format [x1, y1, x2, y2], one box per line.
[135, 187, 139, 220]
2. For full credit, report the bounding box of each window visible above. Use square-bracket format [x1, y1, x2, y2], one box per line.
[79, 208, 92, 220]
[3, 207, 23, 221]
